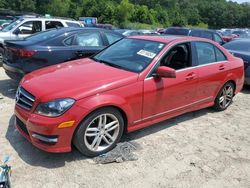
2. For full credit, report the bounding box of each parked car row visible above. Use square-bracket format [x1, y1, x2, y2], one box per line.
[2, 27, 123, 80]
[0, 15, 83, 65]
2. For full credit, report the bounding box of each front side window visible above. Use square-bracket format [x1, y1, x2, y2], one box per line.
[45, 21, 64, 29]
[75, 32, 102, 47]
[93, 38, 165, 73]
[195, 42, 216, 65]
[160, 43, 192, 70]
[17, 21, 42, 34]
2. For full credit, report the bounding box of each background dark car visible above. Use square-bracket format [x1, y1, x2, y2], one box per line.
[224, 39, 250, 85]
[164, 27, 225, 45]
[3, 27, 124, 80]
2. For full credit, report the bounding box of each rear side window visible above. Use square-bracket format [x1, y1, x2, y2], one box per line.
[45, 21, 64, 29]
[195, 42, 216, 65]
[215, 47, 227, 61]
[66, 22, 80, 27]
[214, 33, 223, 44]
[105, 32, 122, 44]
[64, 36, 74, 46]
[75, 32, 103, 47]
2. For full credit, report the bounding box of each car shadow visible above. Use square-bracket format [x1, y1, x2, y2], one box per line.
[6, 108, 213, 169]
[5, 115, 87, 169]
[241, 85, 250, 94]
[0, 79, 19, 99]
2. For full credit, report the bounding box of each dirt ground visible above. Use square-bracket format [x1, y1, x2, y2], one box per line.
[0, 68, 250, 188]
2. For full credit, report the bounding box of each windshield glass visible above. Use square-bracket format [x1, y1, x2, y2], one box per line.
[25, 29, 60, 42]
[93, 38, 165, 73]
[1, 19, 23, 32]
[224, 40, 250, 52]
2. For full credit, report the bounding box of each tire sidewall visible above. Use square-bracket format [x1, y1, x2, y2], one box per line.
[73, 107, 124, 157]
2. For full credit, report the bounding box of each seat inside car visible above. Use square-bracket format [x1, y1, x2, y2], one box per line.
[162, 44, 190, 70]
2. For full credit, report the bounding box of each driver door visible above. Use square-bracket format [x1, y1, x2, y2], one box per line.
[142, 42, 199, 120]
[13, 21, 42, 39]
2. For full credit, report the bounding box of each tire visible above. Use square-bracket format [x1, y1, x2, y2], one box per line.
[0, 47, 4, 67]
[73, 107, 124, 157]
[213, 82, 235, 111]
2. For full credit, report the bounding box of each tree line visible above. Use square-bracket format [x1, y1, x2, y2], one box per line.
[1, 0, 250, 29]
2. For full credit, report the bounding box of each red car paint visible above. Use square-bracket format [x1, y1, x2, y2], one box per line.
[15, 36, 244, 153]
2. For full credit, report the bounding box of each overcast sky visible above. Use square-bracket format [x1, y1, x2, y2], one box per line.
[228, 0, 250, 3]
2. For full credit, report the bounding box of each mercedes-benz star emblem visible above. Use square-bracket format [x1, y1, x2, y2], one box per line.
[15, 87, 20, 102]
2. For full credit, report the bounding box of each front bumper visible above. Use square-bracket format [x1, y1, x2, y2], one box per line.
[15, 104, 89, 153]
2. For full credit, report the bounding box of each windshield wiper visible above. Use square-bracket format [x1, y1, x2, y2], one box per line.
[99, 60, 124, 69]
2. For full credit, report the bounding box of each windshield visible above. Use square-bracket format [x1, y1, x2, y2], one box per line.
[93, 38, 165, 73]
[224, 40, 250, 52]
[25, 29, 60, 42]
[1, 19, 23, 32]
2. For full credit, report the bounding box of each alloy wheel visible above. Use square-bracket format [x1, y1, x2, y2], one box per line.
[84, 113, 120, 152]
[219, 85, 234, 109]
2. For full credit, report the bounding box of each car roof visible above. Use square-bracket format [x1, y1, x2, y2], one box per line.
[128, 35, 212, 44]
[18, 17, 79, 22]
[36, 27, 124, 37]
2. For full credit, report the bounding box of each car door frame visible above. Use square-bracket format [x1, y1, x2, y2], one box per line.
[140, 41, 200, 122]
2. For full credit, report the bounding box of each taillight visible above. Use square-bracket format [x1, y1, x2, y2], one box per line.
[18, 49, 36, 57]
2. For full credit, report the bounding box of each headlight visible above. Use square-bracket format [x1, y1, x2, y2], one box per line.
[35, 98, 75, 117]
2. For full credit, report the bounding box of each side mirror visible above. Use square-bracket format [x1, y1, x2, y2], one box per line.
[13, 28, 20, 35]
[154, 66, 176, 78]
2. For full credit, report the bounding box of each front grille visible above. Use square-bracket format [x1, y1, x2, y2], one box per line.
[16, 87, 35, 111]
[16, 116, 29, 136]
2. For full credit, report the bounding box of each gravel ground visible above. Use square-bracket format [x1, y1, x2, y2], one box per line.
[0, 68, 250, 188]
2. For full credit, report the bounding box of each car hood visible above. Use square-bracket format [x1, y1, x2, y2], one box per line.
[21, 58, 139, 102]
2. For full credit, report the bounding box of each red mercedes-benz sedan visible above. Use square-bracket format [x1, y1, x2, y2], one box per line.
[14, 36, 244, 156]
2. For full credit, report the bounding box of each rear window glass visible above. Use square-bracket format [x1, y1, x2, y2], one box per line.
[224, 41, 250, 52]
[164, 28, 189, 35]
[25, 29, 59, 43]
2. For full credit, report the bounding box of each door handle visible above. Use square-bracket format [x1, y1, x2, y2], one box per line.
[186, 73, 196, 80]
[219, 65, 225, 70]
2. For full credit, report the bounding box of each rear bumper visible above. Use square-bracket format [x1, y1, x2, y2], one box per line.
[2, 62, 25, 81]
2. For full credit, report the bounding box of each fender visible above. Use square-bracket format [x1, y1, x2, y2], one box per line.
[76, 93, 137, 127]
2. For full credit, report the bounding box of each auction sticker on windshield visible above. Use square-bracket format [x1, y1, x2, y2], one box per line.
[137, 50, 156, 59]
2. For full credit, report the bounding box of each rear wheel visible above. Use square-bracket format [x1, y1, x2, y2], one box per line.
[213, 82, 235, 111]
[73, 107, 124, 157]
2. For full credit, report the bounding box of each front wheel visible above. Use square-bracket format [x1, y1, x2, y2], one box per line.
[213, 82, 235, 111]
[73, 107, 124, 157]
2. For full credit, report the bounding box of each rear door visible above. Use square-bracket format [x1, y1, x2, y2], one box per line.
[71, 31, 105, 59]
[193, 41, 229, 101]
